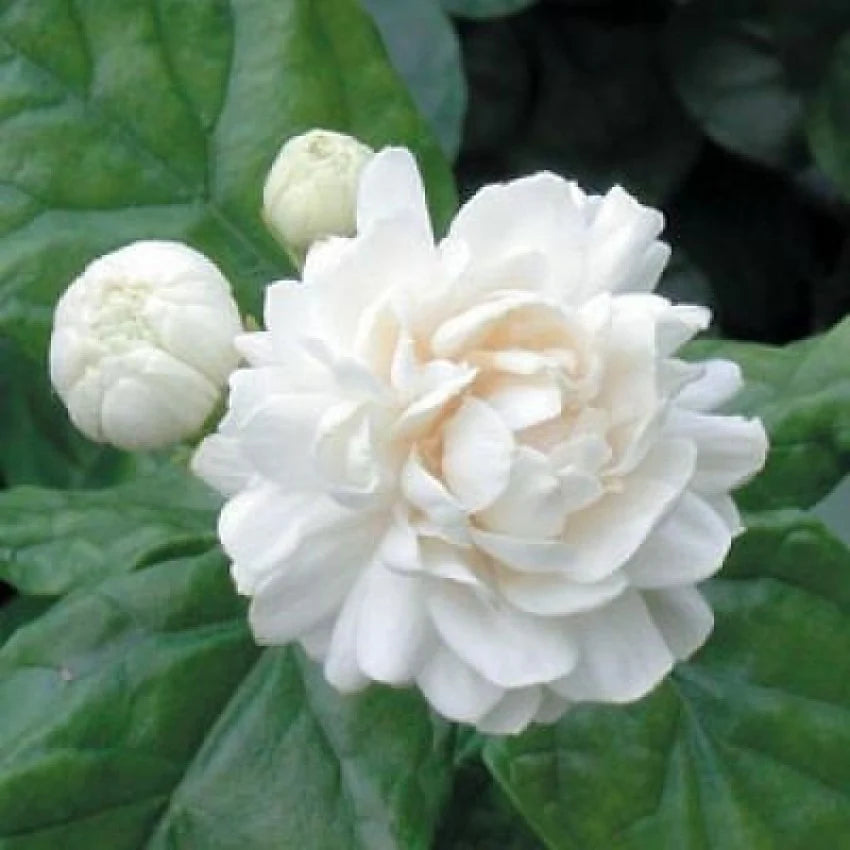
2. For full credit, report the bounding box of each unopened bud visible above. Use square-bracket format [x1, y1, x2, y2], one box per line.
[49, 240, 242, 451]
[262, 129, 374, 266]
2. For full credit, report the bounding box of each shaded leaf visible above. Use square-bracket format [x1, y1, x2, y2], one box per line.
[0, 502, 453, 849]
[485, 512, 850, 849]
[0, 465, 219, 595]
[0, 338, 127, 489]
[808, 31, 850, 203]
[360, 0, 466, 158]
[665, 0, 806, 169]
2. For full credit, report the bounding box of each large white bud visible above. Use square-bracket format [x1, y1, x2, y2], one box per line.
[49, 240, 242, 451]
[262, 129, 374, 265]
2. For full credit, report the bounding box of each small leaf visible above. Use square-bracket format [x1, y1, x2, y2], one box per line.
[484, 512, 850, 850]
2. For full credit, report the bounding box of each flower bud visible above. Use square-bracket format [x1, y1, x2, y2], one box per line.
[262, 129, 374, 266]
[49, 240, 242, 451]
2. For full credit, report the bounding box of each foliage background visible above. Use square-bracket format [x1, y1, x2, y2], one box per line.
[0, 0, 849, 847]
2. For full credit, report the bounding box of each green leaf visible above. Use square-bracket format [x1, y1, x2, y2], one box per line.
[0, 492, 453, 848]
[0, 0, 456, 357]
[808, 31, 850, 202]
[0, 338, 127, 489]
[665, 1, 806, 169]
[688, 315, 850, 511]
[0, 465, 219, 595]
[441, 0, 537, 19]
[484, 511, 850, 850]
[360, 0, 466, 159]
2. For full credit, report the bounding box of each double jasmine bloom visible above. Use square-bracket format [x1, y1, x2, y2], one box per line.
[50, 130, 768, 733]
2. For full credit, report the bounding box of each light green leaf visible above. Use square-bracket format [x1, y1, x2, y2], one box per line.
[0, 0, 456, 357]
[0, 498, 453, 848]
[688, 315, 850, 511]
[484, 511, 850, 850]
[0, 465, 219, 595]
[441, 0, 537, 20]
[360, 0, 466, 159]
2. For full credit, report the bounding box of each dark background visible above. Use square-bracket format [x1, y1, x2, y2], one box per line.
[450, 0, 850, 345]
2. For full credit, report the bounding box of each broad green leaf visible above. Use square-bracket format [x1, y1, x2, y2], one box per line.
[0, 0, 455, 357]
[0, 465, 219, 595]
[665, 1, 806, 169]
[360, 0, 466, 159]
[0, 338, 127, 489]
[485, 511, 850, 850]
[0, 517, 453, 848]
[808, 31, 850, 202]
[441, 0, 537, 20]
[688, 315, 850, 511]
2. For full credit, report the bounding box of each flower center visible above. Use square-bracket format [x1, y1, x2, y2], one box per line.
[90, 280, 156, 351]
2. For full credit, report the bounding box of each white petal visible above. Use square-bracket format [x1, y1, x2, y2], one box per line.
[477, 447, 569, 538]
[264, 279, 318, 341]
[498, 570, 627, 617]
[471, 528, 574, 574]
[427, 582, 578, 688]
[238, 393, 329, 490]
[475, 687, 543, 734]
[584, 186, 667, 297]
[419, 539, 490, 588]
[675, 359, 743, 412]
[442, 398, 515, 512]
[559, 438, 697, 582]
[401, 450, 469, 545]
[666, 409, 768, 494]
[625, 491, 732, 588]
[431, 292, 559, 358]
[417, 645, 503, 724]
[356, 147, 433, 241]
[643, 586, 714, 660]
[553, 591, 674, 703]
[324, 571, 371, 693]
[356, 564, 431, 685]
[478, 373, 562, 432]
[191, 434, 251, 497]
[448, 172, 585, 301]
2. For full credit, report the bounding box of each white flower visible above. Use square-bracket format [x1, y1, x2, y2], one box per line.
[50, 240, 242, 451]
[194, 148, 768, 734]
[262, 129, 374, 265]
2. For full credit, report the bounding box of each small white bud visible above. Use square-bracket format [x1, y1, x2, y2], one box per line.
[262, 129, 374, 265]
[49, 240, 242, 451]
